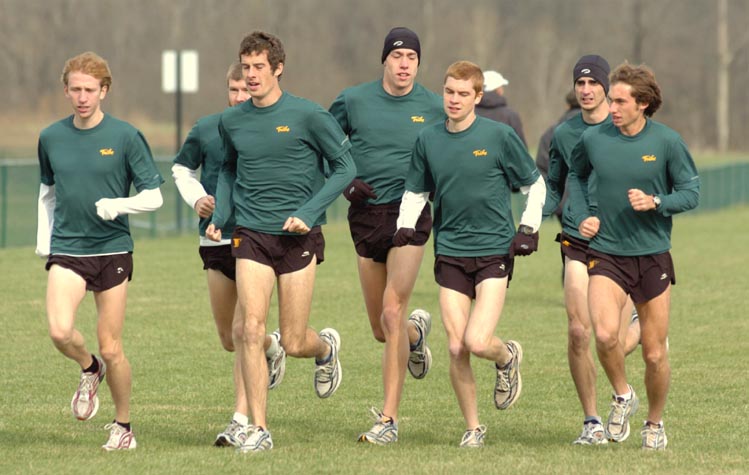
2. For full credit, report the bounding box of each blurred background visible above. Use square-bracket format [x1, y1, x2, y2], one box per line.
[0, 0, 747, 246]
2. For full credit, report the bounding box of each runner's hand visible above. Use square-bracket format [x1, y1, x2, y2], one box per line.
[393, 228, 415, 247]
[343, 179, 377, 206]
[509, 229, 539, 258]
[205, 223, 222, 242]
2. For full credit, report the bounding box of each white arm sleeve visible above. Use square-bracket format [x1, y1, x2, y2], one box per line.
[95, 188, 164, 221]
[171, 163, 208, 210]
[396, 190, 429, 229]
[518, 175, 546, 232]
[36, 184, 55, 257]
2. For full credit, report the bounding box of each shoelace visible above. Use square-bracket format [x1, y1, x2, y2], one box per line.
[496, 366, 511, 391]
[78, 372, 99, 396]
[315, 341, 336, 382]
[610, 398, 629, 425]
[461, 426, 486, 444]
[410, 349, 426, 362]
[366, 408, 395, 440]
[245, 427, 269, 447]
[642, 424, 663, 445]
[368, 407, 393, 425]
[496, 348, 516, 391]
[225, 421, 245, 438]
[583, 422, 603, 439]
[103, 423, 125, 444]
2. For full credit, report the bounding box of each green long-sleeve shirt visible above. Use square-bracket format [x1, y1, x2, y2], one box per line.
[329, 80, 444, 204]
[212, 92, 355, 235]
[568, 119, 700, 256]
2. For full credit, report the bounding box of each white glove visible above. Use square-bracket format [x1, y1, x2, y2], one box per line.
[95, 198, 120, 221]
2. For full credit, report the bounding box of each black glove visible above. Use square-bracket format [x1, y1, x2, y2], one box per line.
[343, 179, 377, 206]
[509, 225, 539, 258]
[392, 228, 415, 247]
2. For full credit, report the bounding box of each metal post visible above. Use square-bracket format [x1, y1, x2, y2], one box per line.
[175, 51, 184, 232]
[0, 165, 7, 247]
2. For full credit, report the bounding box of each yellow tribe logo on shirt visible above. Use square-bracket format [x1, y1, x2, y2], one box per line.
[472, 149, 488, 157]
[410, 116, 425, 123]
[276, 125, 290, 133]
[99, 148, 115, 156]
[642, 154, 657, 162]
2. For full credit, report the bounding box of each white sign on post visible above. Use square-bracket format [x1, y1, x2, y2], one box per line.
[162, 50, 199, 93]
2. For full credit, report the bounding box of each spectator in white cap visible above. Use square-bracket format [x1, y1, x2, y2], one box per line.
[476, 70, 527, 147]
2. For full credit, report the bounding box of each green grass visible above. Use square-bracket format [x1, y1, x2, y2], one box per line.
[1, 208, 747, 474]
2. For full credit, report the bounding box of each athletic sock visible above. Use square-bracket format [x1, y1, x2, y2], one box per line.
[615, 389, 632, 401]
[83, 355, 99, 374]
[584, 416, 602, 425]
[233, 412, 249, 427]
[115, 420, 131, 432]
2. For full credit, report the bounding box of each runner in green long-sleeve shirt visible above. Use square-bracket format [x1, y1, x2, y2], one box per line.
[328, 27, 444, 445]
[543, 55, 641, 446]
[171, 62, 286, 448]
[36, 52, 163, 451]
[205, 32, 355, 453]
[397, 61, 546, 448]
[567, 62, 699, 451]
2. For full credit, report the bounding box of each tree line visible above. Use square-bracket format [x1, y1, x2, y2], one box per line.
[1, 0, 747, 154]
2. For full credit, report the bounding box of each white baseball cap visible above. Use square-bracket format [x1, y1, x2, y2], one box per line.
[483, 70, 509, 91]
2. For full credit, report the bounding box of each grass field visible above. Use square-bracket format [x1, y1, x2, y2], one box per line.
[1, 207, 747, 474]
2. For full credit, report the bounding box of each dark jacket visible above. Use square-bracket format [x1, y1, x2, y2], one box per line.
[475, 91, 527, 147]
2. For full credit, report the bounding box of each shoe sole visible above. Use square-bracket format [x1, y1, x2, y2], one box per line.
[238, 437, 273, 452]
[72, 395, 100, 421]
[496, 341, 523, 410]
[102, 435, 137, 451]
[408, 310, 432, 379]
[317, 328, 342, 398]
[572, 437, 609, 446]
[357, 433, 397, 445]
[268, 347, 286, 390]
[408, 345, 432, 379]
[72, 359, 106, 421]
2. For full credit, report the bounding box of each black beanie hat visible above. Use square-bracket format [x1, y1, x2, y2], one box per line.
[573, 55, 611, 94]
[381, 27, 421, 64]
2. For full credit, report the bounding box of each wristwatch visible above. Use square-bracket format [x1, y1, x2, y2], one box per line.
[652, 195, 661, 209]
[518, 224, 534, 235]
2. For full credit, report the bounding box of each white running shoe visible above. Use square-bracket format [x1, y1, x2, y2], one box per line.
[494, 341, 523, 410]
[237, 426, 273, 453]
[71, 356, 106, 421]
[572, 420, 608, 445]
[407, 309, 433, 379]
[459, 425, 487, 448]
[357, 407, 398, 445]
[214, 419, 249, 447]
[102, 423, 137, 451]
[605, 385, 639, 442]
[641, 421, 668, 450]
[314, 328, 342, 398]
[267, 330, 286, 390]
